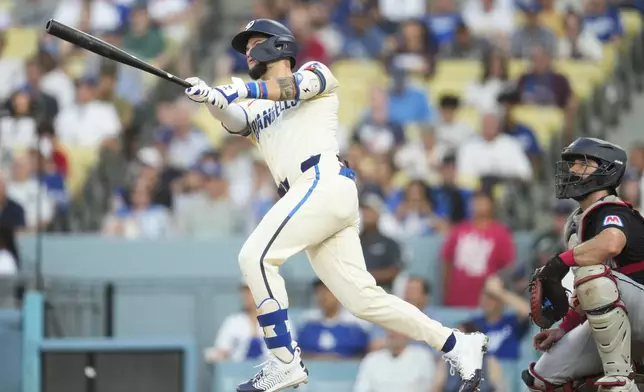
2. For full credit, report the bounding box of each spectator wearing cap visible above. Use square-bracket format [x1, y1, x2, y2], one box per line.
[102, 179, 173, 239]
[386, 66, 435, 127]
[54, 75, 122, 149]
[583, 0, 623, 43]
[359, 193, 404, 291]
[353, 87, 405, 155]
[339, 3, 387, 60]
[497, 89, 542, 166]
[204, 284, 268, 363]
[558, 12, 604, 62]
[425, 0, 464, 48]
[0, 173, 25, 231]
[382, 19, 437, 80]
[297, 279, 371, 359]
[439, 21, 490, 59]
[464, 50, 510, 113]
[441, 191, 515, 307]
[510, 3, 558, 58]
[456, 112, 533, 183]
[431, 154, 472, 224]
[155, 98, 210, 171]
[174, 162, 242, 237]
[354, 329, 436, 392]
[434, 94, 476, 149]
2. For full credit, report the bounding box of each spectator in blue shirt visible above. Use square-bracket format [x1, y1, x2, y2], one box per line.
[426, 0, 464, 48]
[497, 88, 543, 168]
[387, 67, 435, 126]
[297, 279, 371, 359]
[431, 154, 472, 224]
[339, 3, 387, 59]
[583, 0, 624, 43]
[469, 275, 531, 361]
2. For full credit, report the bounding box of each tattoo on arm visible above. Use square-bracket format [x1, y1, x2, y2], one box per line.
[276, 76, 297, 100]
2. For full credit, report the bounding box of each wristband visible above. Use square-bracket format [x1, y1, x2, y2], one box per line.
[559, 249, 577, 267]
[245, 81, 269, 99]
[559, 308, 585, 332]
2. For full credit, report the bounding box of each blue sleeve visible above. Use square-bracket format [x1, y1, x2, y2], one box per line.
[613, 9, 624, 35]
[509, 314, 531, 339]
[523, 126, 543, 155]
[417, 90, 434, 124]
[295, 325, 319, 354]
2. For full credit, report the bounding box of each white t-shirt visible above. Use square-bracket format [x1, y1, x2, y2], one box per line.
[0, 249, 17, 275]
[53, 0, 121, 33]
[7, 179, 55, 229]
[0, 116, 37, 152]
[462, 0, 515, 37]
[0, 58, 26, 102]
[457, 134, 533, 181]
[354, 345, 436, 392]
[378, 0, 425, 22]
[214, 313, 268, 362]
[41, 68, 76, 110]
[464, 79, 507, 113]
[237, 61, 341, 186]
[54, 101, 121, 148]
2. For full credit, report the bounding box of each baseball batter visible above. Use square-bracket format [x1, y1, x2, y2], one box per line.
[522, 138, 644, 392]
[184, 19, 488, 392]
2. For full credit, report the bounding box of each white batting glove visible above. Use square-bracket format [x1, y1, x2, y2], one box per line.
[185, 77, 249, 110]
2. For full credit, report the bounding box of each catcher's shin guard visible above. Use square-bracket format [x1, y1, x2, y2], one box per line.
[574, 265, 634, 389]
[522, 363, 576, 392]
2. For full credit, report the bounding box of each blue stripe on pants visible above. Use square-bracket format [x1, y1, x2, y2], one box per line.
[260, 165, 320, 298]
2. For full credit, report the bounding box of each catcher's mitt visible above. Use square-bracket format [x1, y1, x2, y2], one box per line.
[529, 268, 570, 329]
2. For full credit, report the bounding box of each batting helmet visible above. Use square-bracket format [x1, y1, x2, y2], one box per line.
[555, 137, 627, 200]
[231, 19, 298, 70]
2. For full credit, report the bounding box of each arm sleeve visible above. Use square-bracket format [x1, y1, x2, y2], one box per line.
[294, 61, 340, 100]
[207, 102, 252, 136]
[588, 204, 630, 239]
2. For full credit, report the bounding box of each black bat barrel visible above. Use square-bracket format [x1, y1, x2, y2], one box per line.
[45, 19, 192, 88]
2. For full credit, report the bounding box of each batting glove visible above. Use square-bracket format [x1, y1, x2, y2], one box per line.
[185, 77, 250, 110]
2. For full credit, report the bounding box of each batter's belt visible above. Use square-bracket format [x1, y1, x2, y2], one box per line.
[277, 154, 356, 198]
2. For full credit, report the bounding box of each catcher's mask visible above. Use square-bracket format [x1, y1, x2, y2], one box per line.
[555, 137, 627, 201]
[231, 19, 298, 80]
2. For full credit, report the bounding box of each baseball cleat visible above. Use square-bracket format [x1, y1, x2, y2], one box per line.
[236, 347, 309, 392]
[442, 330, 489, 392]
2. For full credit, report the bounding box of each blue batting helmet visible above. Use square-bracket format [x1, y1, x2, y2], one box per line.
[231, 19, 298, 69]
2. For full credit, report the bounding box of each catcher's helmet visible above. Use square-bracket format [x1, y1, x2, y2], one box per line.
[555, 137, 627, 200]
[231, 19, 298, 70]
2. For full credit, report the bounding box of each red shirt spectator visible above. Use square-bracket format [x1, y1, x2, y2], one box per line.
[289, 5, 330, 66]
[441, 191, 515, 307]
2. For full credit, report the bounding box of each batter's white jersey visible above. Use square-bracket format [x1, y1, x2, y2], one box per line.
[232, 61, 341, 186]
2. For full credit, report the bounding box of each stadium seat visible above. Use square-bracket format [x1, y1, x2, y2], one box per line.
[456, 106, 481, 130]
[3, 27, 38, 59]
[509, 59, 529, 81]
[512, 104, 564, 148]
[58, 145, 100, 197]
[554, 60, 604, 101]
[433, 60, 480, 83]
[621, 10, 643, 39]
[332, 60, 387, 85]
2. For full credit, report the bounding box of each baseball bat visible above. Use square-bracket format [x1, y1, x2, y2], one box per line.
[44, 19, 192, 88]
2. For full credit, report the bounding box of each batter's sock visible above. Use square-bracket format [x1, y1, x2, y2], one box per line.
[441, 332, 456, 353]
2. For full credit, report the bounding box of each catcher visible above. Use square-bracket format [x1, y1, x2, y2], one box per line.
[524, 137, 644, 392]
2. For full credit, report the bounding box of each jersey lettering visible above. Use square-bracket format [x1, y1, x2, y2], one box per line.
[249, 100, 299, 141]
[603, 215, 624, 227]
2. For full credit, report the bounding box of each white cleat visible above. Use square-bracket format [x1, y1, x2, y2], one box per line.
[236, 347, 309, 392]
[442, 330, 489, 392]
